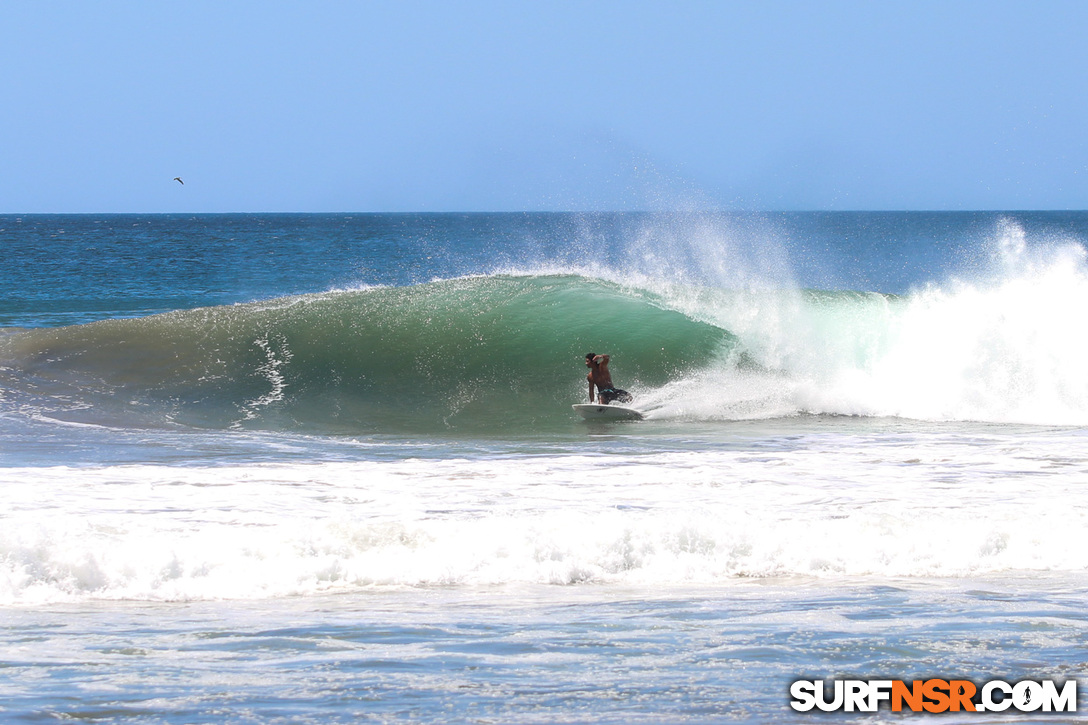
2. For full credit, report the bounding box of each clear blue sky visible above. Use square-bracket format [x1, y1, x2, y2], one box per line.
[4, 1, 1087, 212]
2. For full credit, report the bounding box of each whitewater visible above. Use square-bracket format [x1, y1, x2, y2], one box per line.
[1, 212, 1086, 722]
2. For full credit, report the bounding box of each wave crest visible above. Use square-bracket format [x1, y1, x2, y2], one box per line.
[5, 222, 1088, 432]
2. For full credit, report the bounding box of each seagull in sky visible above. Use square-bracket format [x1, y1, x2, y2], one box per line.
[173, 177, 184, 185]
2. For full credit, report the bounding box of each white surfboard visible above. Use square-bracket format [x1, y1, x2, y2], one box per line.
[572, 403, 644, 421]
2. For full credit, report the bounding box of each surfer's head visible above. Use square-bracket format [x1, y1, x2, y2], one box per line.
[585, 352, 597, 367]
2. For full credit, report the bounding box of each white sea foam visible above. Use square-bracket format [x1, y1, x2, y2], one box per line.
[3, 428, 1086, 604]
[234, 334, 293, 427]
[630, 220, 1088, 425]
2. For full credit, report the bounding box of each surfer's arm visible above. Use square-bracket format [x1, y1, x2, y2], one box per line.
[588, 380, 596, 402]
[594, 355, 611, 380]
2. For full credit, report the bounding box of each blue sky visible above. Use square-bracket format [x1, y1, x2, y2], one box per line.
[4, 1, 1087, 212]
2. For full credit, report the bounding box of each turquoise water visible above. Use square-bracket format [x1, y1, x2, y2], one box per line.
[2, 212, 1087, 721]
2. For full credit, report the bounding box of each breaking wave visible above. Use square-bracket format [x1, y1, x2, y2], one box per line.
[2, 218, 1088, 431]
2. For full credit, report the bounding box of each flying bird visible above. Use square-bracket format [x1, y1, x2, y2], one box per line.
[173, 177, 184, 185]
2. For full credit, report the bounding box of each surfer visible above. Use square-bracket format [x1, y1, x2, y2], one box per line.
[585, 353, 632, 405]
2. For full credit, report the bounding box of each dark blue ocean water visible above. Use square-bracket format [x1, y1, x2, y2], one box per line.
[5, 211, 1087, 327]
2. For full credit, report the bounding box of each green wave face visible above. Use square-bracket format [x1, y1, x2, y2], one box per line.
[1, 275, 734, 433]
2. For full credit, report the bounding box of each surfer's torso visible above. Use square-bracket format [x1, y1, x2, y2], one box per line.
[587, 368, 614, 390]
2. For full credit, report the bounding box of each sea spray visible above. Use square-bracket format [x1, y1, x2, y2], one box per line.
[636, 218, 1088, 424]
[796, 219, 1088, 423]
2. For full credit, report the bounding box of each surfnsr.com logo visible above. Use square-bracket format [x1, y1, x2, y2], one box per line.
[790, 679, 1077, 713]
